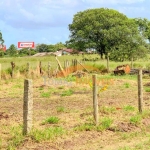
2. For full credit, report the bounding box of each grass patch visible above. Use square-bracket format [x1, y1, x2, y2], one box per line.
[130, 115, 142, 125]
[74, 123, 94, 131]
[124, 83, 130, 88]
[57, 106, 65, 113]
[30, 127, 64, 142]
[61, 89, 73, 96]
[97, 117, 113, 131]
[39, 87, 44, 90]
[100, 106, 116, 114]
[42, 116, 60, 125]
[145, 87, 150, 92]
[41, 92, 51, 98]
[123, 105, 135, 111]
[7, 125, 24, 150]
[74, 117, 113, 132]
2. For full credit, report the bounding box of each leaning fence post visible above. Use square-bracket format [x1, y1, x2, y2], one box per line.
[0, 64, 1, 80]
[92, 74, 99, 125]
[27, 62, 30, 77]
[11, 62, 15, 78]
[48, 61, 51, 78]
[138, 69, 143, 113]
[23, 79, 33, 135]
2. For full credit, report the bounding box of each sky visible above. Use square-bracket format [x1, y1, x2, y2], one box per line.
[0, 0, 150, 49]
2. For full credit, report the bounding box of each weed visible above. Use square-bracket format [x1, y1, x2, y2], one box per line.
[96, 117, 113, 131]
[41, 92, 51, 98]
[118, 146, 131, 150]
[39, 87, 44, 90]
[7, 125, 24, 150]
[130, 115, 142, 125]
[42, 116, 60, 125]
[141, 110, 150, 119]
[145, 87, 150, 92]
[123, 105, 135, 111]
[124, 83, 130, 88]
[61, 89, 73, 96]
[100, 106, 116, 114]
[74, 123, 94, 131]
[30, 127, 64, 142]
[57, 106, 65, 113]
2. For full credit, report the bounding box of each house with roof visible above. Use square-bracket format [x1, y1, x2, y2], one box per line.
[62, 49, 73, 55]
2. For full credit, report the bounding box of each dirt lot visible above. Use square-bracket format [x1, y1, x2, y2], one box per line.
[1, 74, 150, 150]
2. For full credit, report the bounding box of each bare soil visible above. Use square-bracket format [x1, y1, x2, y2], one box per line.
[1, 76, 150, 150]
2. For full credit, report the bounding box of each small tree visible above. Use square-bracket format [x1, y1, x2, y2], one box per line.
[7, 44, 17, 56]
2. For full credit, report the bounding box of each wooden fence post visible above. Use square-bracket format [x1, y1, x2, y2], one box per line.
[11, 62, 15, 78]
[48, 62, 51, 78]
[27, 62, 30, 77]
[23, 79, 33, 135]
[39, 61, 42, 75]
[138, 69, 143, 113]
[92, 74, 99, 125]
[0, 64, 1, 80]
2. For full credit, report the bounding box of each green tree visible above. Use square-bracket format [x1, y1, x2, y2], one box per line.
[7, 44, 17, 56]
[69, 8, 144, 60]
[36, 44, 49, 52]
[54, 42, 66, 51]
[0, 31, 4, 45]
[0, 49, 4, 57]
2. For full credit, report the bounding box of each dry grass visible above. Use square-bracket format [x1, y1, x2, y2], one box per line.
[1, 73, 150, 149]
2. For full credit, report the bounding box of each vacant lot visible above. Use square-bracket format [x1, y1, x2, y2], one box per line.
[1, 56, 150, 150]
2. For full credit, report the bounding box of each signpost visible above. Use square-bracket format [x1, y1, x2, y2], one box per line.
[18, 42, 34, 48]
[18, 42, 34, 56]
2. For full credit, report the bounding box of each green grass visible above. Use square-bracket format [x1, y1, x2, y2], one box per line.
[61, 89, 73, 96]
[29, 127, 64, 142]
[57, 106, 65, 113]
[74, 117, 113, 132]
[145, 87, 150, 92]
[130, 115, 142, 125]
[7, 125, 24, 150]
[41, 92, 51, 98]
[42, 116, 60, 125]
[97, 117, 113, 131]
[100, 106, 116, 114]
[124, 82, 130, 88]
[123, 105, 135, 111]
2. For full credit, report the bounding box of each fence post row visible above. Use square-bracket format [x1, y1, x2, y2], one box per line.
[92, 74, 99, 125]
[138, 69, 143, 113]
[23, 79, 33, 135]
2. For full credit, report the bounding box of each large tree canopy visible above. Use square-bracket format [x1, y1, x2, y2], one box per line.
[0, 31, 4, 45]
[69, 8, 145, 60]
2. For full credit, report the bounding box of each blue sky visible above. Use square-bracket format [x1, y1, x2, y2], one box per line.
[0, 0, 150, 48]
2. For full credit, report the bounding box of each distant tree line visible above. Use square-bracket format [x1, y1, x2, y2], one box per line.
[0, 42, 67, 57]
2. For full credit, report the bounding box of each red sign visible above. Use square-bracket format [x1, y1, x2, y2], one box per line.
[18, 42, 34, 48]
[0, 45, 6, 51]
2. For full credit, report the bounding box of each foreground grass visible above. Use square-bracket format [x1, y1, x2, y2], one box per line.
[1, 55, 150, 149]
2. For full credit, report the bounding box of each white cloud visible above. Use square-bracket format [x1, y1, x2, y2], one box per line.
[84, 0, 145, 4]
